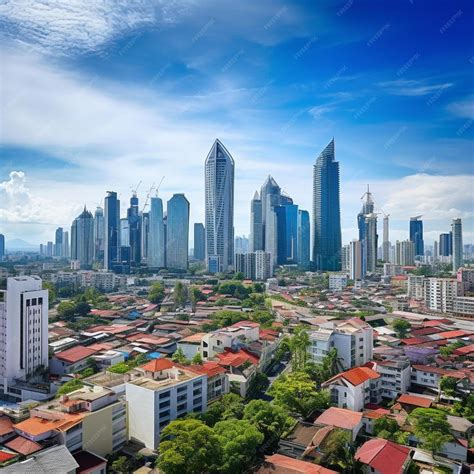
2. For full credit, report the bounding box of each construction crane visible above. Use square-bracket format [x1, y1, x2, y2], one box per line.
[131, 180, 142, 197]
[141, 182, 156, 213]
[155, 176, 165, 196]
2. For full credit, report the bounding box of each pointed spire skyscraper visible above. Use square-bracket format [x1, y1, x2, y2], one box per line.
[312, 138, 342, 271]
[250, 190, 263, 252]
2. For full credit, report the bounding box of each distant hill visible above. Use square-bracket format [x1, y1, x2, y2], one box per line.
[6, 239, 38, 250]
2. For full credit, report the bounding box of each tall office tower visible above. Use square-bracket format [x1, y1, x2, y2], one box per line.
[167, 194, 190, 271]
[395, 240, 415, 266]
[297, 210, 311, 269]
[433, 240, 439, 261]
[93, 206, 105, 264]
[235, 251, 272, 280]
[63, 231, 69, 258]
[0, 277, 48, 392]
[54, 227, 63, 257]
[205, 139, 235, 273]
[148, 197, 165, 268]
[0, 234, 4, 260]
[312, 139, 342, 271]
[409, 216, 424, 257]
[250, 191, 263, 252]
[141, 212, 150, 264]
[341, 244, 350, 272]
[104, 191, 120, 271]
[275, 202, 298, 265]
[382, 215, 390, 262]
[261, 175, 281, 264]
[127, 193, 141, 266]
[349, 240, 363, 281]
[46, 241, 53, 257]
[452, 218, 463, 274]
[120, 218, 130, 247]
[364, 214, 378, 273]
[439, 232, 452, 256]
[193, 223, 205, 261]
[70, 207, 94, 269]
[235, 236, 249, 254]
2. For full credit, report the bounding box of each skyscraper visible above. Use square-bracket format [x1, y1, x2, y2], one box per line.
[357, 186, 377, 275]
[297, 210, 310, 269]
[193, 223, 205, 261]
[249, 191, 263, 252]
[0, 234, 5, 261]
[276, 202, 298, 265]
[54, 227, 63, 257]
[0, 277, 48, 394]
[104, 191, 120, 271]
[409, 216, 424, 257]
[349, 240, 363, 281]
[439, 232, 452, 256]
[235, 236, 249, 254]
[261, 175, 281, 264]
[395, 240, 415, 266]
[71, 207, 94, 269]
[127, 193, 141, 266]
[382, 215, 390, 262]
[63, 231, 69, 258]
[452, 218, 463, 274]
[205, 139, 234, 273]
[141, 212, 150, 264]
[148, 197, 165, 268]
[167, 194, 190, 271]
[93, 206, 105, 264]
[312, 138, 342, 271]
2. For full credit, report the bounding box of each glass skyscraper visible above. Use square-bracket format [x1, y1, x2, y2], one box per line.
[127, 193, 141, 266]
[312, 138, 342, 271]
[167, 193, 190, 271]
[205, 139, 234, 273]
[250, 191, 263, 252]
[439, 232, 453, 256]
[452, 218, 463, 274]
[148, 197, 165, 268]
[193, 223, 205, 261]
[297, 209, 310, 269]
[70, 207, 94, 269]
[104, 191, 120, 271]
[93, 206, 104, 264]
[276, 203, 298, 265]
[409, 216, 424, 257]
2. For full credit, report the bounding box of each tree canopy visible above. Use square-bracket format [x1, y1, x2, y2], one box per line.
[408, 408, 452, 453]
[148, 281, 165, 304]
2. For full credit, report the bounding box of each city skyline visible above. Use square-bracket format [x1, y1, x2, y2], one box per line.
[0, 1, 473, 246]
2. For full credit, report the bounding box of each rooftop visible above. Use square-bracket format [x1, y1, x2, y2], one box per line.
[325, 366, 380, 387]
[355, 438, 410, 474]
[5, 435, 42, 455]
[54, 345, 98, 363]
[257, 454, 338, 474]
[315, 407, 363, 430]
[397, 394, 432, 408]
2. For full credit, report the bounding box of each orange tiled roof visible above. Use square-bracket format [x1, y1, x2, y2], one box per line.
[187, 361, 226, 377]
[14, 414, 83, 436]
[140, 358, 174, 372]
[260, 454, 338, 474]
[0, 416, 13, 437]
[55, 345, 98, 363]
[315, 407, 363, 430]
[216, 349, 259, 367]
[325, 366, 380, 387]
[397, 394, 432, 408]
[5, 436, 42, 455]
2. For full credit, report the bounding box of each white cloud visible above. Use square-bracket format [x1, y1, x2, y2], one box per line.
[0, 0, 186, 55]
[379, 79, 453, 97]
[447, 95, 474, 119]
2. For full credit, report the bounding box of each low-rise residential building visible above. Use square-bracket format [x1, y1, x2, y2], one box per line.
[410, 365, 468, 391]
[177, 333, 205, 359]
[367, 359, 411, 400]
[125, 358, 207, 449]
[186, 361, 229, 403]
[452, 296, 474, 319]
[49, 345, 99, 375]
[314, 407, 363, 441]
[423, 277, 457, 313]
[355, 438, 411, 474]
[322, 366, 381, 411]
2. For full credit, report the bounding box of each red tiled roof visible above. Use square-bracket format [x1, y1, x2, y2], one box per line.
[397, 394, 432, 408]
[141, 358, 174, 372]
[412, 365, 467, 378]
[187, 361, 226, 378]
[411, 328, 443, 336]
[355, 438, 410, 474]
[216, 349, 259, 367]
[0, 450, 16, 463]
[55, 345, 98, 363]
[179, 333, 206, 344]
[0, 416, 13, 437]
[325, 366, 380, 387]
[5, 436, 42, 455]
[229, 320, 260, 328]
[436, 330, 471, 339]
[315, 407, 363, 430]
[258, 454, 338, 474]
[400, 337, 425, 345]
[423, 319, 453, 327]
[453, 344, 474, 356]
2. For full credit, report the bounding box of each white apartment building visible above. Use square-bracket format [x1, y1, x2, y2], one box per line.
[0, 277, 49, 401]
[383, 263, 404, 277]
[349, 240, 363, 281]
[424, 277, 457, 313]
[308, 318, 373, 370]
[395, 240, 415, 266]
[411, 365, 467, 391]
[328, 273, 348, 292]
[201, 321, 260, 359]
[407, 275, 425, 299]
[126, 359, 207, 449]
[368, 359, 411, 400]
[452, 296, 474, 319]
[322, 366, 381, 411]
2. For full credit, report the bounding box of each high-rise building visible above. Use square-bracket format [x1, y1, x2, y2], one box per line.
[235, 236, 249, 254]
[193, 223, 205, 261]
[120, 218, 130, 247]
[433, 240, 439, 261]
[127, 193, 141, 266]
[46, 241, 53, 257]
[395, 240, 415, 266]
[276, 202, 298, 265]
[358, 186, 377, 275]
[141, 211, 150, 264]
[71, 207, 94, 269]
[93, 206, 105, 264]
[0, 276, 48, 394]
[54, 227, 63, 257]
[167, 194, 190, 271]
[0, 234, 5, 261]
[452, 218, 463, 274]
[104, 191, 120, 271]
[235, 251, 272, 280]
[297, 210, 311, 269]
[409, 216, 424, 257]
[312, 138, 342, 271]
[249, 191, 263, 252]
[439, 232, 452, 257]
[261, 175, 281, 265]
[382, 215, 390, 262]
[148, 197, 165, 268]
[62, 231, 69, 259]
[205, 139, 234, 273]
[349, 240, 363, 281]
[341, 244, 350, 272]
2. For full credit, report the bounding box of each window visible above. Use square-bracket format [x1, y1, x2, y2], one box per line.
[194, 379, 202, 387]
[177, 403, 187, 412]
[159, 400, 170, 409]
[177, 385, 187, 393]
[159, 391, 170, 400]
[177, 394, 187, 402]
[193, 388, 201, 396]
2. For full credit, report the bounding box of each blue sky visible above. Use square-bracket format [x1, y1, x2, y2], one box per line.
[0, 0, 473, 247]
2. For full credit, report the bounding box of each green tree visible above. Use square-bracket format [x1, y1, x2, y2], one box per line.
[212, 310, 248, 328]
[233, 271, 244, 280]
[392, 319, 411, 338]
[75, 301, 91, 317]
[148, 281, 165, 304]
[373, 416, 408, 444]
[200, 394, 245, 427]
[111, 455, 132, 473]
[174, 281, 187, 308]
[214, 419, 264, 474]
[408, 408, 452, 453]
[243, 400, 293, 450]
[440, 376, 458, 397]
[57, 301, 76, 319]
[57, 378, 83, 395]
[157, 419, 221, 474]
[322, 430, 358, 473]
[191, 352, 203, 365]
[269, 371, 329, 419]
[172, 348, 188, 364]
[42, 281, 57, 307]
